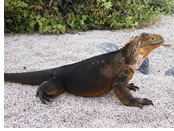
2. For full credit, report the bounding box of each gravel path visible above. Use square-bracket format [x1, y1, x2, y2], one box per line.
[4, 15, 174, 128]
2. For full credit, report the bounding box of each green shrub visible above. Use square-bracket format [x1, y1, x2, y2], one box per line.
[5, 0, 65, 34]
[4, 0, 174, 34]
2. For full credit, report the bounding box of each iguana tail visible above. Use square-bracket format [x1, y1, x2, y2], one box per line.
[4, 69, 55, 85]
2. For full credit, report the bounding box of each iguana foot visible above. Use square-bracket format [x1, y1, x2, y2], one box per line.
[36, 81, 53, 104]
[36, 79, 65, 104]
[127, 97, 154, 108]
[36, 88, 53, 104]
[127, 83, 139, 91]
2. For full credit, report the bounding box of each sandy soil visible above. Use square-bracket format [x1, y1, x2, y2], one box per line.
[4, 15, 174, 128]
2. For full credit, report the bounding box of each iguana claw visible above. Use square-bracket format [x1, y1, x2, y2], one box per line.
[127, 83, 139, 91]
[142, 98, 154, 106]
[137, 98, 154, 109]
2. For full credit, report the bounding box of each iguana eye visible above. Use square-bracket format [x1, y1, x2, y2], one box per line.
[150, 37, 155, 40]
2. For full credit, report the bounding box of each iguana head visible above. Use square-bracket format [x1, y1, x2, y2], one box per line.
[125, 33, 166, 71]
[137, 32, 164, 52]
[124, 33, 165, 59]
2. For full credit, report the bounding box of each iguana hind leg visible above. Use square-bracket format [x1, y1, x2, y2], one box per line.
[36, 78, 65, 104]
[113, 66, 153, 108]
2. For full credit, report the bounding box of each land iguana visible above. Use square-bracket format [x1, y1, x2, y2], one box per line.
[4, 33, 167, 108]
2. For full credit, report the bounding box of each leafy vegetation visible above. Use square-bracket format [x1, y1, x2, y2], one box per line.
[4, 0, 174, 34]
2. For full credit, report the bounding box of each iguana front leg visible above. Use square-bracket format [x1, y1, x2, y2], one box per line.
[113, 66, 153, 108]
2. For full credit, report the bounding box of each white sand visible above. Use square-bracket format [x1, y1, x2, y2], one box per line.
[4, 15, 174, 128]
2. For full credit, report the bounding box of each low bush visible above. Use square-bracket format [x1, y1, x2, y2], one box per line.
[4, 0, 174, 34]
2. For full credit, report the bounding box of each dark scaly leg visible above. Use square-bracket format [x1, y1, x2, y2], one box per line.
[36, 77, 65, 104]
[113, 66, 153, 108]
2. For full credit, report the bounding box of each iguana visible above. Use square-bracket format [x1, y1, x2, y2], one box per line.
[4, 33, 166, 108]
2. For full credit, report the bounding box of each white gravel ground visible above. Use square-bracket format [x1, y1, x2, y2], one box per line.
[4, 15, 174, 128]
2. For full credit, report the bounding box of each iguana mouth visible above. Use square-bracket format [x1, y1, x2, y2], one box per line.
[152, 39, 164, 44]
[161, 43, 172, 47]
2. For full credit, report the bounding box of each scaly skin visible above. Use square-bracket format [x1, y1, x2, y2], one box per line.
[4, 33, 165, 108]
